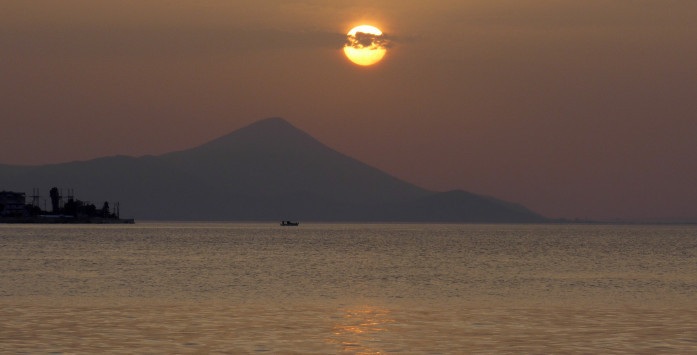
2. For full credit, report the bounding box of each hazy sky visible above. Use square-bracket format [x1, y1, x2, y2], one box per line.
[2, 0, 696, 221]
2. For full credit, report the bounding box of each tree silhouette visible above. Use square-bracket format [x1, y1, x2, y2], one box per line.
[64, 198, 78, 216]
[49, 187, 60, 213]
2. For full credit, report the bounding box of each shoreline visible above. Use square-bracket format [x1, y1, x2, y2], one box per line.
[0, 216, 135, 224]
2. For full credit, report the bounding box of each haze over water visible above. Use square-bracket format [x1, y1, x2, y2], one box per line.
[1, 223, 696, 353]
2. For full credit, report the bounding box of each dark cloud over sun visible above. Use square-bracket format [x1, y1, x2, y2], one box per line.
[343, 25, 389, 66]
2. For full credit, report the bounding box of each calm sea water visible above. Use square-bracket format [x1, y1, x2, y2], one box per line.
[1, 223, 696, 353]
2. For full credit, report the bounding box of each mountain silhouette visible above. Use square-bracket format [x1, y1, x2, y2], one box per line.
[0, 117, 546, 222]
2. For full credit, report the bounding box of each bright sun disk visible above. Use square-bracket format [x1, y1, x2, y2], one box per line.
[343, 25, 387, 66]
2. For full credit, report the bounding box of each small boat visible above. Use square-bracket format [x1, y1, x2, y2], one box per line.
[281, 220, 299, 226]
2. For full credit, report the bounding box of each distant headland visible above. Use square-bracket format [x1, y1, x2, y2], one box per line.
[0, 187, 134, 224]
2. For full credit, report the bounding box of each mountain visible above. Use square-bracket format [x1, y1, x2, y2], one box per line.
[0, 117, 547, 222]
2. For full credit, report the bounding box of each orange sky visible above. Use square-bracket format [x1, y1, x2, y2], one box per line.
[2, 0, 696, 221]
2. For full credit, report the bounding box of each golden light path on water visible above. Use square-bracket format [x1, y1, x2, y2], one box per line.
[328, 306, 394, 352]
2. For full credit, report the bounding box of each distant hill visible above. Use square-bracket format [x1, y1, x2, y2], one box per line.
[0, 117, 547, 222]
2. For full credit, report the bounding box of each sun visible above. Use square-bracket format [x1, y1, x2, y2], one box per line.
[343, 25, 388, 66]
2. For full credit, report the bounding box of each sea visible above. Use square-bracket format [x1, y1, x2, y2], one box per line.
[1, 223, 696, 353]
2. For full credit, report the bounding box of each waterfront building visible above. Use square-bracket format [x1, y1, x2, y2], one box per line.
[0, 191, 28, 216]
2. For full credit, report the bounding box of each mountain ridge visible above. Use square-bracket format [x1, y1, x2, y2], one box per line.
[0, 117, 547, 222]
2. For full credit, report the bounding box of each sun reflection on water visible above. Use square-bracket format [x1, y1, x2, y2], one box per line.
[326, 306, 395, 353]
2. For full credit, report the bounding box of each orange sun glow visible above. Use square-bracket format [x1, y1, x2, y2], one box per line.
[343, 25, 388, 66]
